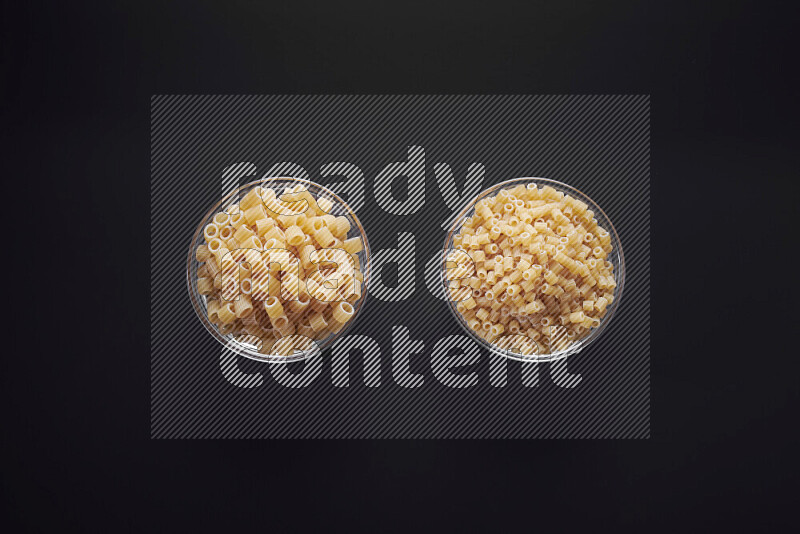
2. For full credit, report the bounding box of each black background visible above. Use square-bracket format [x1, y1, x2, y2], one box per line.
[3, 0, 797, 531]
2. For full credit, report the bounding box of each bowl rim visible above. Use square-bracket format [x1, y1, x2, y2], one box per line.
[440, 176, 626, 363]
[186, 176, 372, 363]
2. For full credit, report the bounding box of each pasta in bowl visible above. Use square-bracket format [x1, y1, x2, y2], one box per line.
[441, 177, 625, 362]
[187, 178, 371, 363]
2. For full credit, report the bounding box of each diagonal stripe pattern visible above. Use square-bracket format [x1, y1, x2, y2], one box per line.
[151, 95, 650, 439]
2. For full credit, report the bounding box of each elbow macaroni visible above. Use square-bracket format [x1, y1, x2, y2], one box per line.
[447, 183, 617, 355]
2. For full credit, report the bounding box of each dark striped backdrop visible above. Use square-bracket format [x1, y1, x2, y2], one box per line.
[151, 95, 650, 438]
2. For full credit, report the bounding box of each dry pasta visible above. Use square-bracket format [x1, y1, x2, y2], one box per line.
[447, 183, 617, 355]
[196, 183, 365, 355]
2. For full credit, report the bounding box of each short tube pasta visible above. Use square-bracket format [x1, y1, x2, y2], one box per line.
[342, 237, 363, 254]
[309, 312, 328, 332]
[233, 225, 256, 244]
[196, 245, 211, 262]
[217, 303, 237, 324]
[197, 277, 214, 295]
[285, 225, 305, 246]
[213, 212, 231, 227]
[313, 226, 336, 248]
[244, 205, 267, 225]
[331, 217, 351, 238]
[204, 224, 219, 241]
[207, 299, 221, 323]
[234, 295, 254, 319]
[264, 296, 284, 318]
[332, 302, 354, 323]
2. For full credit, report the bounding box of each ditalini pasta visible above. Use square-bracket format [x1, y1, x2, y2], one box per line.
[196, 183, 365, 355]
[447, 183, 617, 355]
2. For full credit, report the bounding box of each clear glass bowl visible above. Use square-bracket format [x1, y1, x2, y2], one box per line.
[441, 177, 625, 363]
[186, 177, 371, 363]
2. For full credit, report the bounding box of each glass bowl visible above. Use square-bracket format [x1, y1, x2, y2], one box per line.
[441, 177, 625, 362]
[186, 177, 371, 363]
